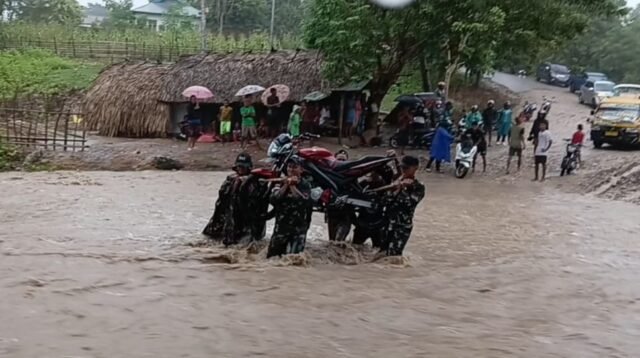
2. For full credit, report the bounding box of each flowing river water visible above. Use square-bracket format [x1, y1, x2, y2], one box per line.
[2, 170, 640, 357]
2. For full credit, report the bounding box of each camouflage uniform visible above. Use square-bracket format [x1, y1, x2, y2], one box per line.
[381, 179, 425, 256]
[352, 175, 387, 248]
[202, 174, 247, 243]
[266, 178, 313, 258]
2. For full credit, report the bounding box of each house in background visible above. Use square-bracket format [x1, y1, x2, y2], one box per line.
[81, 3, 108, 28]
[131, 0, 200, 32]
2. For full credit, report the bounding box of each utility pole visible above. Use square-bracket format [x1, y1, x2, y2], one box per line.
[269, 0, 276, 49]
[200, 0, 207, 52]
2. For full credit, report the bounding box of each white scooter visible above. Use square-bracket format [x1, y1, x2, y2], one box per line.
[454, 139, 477, 178]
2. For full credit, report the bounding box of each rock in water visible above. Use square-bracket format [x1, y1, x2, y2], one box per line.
[151, 156, 184, 170]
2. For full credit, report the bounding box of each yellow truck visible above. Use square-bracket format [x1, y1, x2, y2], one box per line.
[590, 96, 640, 148]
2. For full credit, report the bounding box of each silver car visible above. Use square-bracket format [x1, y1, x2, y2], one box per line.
[579, 80, 615, 108]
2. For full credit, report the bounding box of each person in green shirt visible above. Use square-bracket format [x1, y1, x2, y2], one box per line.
[288, 104, 302, 137]
[240, 95, 261, 150]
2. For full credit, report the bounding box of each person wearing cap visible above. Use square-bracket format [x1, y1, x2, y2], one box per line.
[267, 158, 314, 258]
[203, 153, 267, 245]
[496, 101, 513, 145]
[482, 100, 497, 146]
[380, 155, 425, 256]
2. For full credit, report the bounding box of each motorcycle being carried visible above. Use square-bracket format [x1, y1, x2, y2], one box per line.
[251, 133, 400, 241]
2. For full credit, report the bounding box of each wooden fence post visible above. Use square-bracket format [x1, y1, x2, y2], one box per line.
[71, 37, 76, 57]
[53, 36, 58, 54]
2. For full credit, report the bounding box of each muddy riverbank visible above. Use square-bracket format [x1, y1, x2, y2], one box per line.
[2, 171, 640, 357]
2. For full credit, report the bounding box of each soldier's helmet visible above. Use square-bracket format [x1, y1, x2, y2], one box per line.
[233, 152, 253, 170]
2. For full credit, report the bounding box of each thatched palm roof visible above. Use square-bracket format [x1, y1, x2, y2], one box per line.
[83, 51, 327, 138]
[159, 51, 327, 103]
[84, 62, 171, 137]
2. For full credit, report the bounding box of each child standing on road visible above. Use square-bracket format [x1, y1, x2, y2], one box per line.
[571, 124, 585, 166]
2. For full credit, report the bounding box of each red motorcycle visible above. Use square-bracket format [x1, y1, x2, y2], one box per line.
[250, 133, 400, 241]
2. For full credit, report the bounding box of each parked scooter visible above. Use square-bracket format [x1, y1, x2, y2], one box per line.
[389, 127, 435, 149]
[523, 101, 538, 122]
[454, 135, 477, 178]
[560, 139, 580, 176]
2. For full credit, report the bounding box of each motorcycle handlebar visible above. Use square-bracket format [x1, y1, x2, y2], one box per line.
[301, 132, 321, 139]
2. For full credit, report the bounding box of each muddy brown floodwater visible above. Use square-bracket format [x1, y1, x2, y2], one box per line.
[2, 170, 640, 357]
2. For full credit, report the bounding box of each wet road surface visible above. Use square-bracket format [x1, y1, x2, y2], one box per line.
[2, 171, 640, 357]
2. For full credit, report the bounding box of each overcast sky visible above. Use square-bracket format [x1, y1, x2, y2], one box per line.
[78, 0, 640, 8]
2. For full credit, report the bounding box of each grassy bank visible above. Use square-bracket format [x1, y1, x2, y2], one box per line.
[0, 49, 103, 100]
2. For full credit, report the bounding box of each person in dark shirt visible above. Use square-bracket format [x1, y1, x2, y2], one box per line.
[266, 88, 281, 137]
[465, 120, 487, 173]
[482, 100, 497, 146]
[266, 159, 314, 258]
[380, 155, 425, 256]
[185, 95, 202, 150]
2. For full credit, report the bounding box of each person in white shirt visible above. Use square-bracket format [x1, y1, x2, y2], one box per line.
[319, 105, 331, 127]
[533, 121, 552, 182]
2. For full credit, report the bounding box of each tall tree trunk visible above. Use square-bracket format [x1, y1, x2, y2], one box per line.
[474, 71, 482, 87]
[418, 56, 431, 92]
[217, 0, 225, 35]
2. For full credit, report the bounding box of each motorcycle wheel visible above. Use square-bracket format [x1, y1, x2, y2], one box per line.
[455, 166, 468, 179]
[560, 168, 566, 176]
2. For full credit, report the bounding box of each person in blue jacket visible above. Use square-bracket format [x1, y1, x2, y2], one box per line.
[425, 119, 455, 173]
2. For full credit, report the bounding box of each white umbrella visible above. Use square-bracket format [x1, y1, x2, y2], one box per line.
[235, 85, 266, 97]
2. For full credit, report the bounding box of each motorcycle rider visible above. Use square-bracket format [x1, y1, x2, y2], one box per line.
[266, 158, 314, 258]
[380, 155, 425, 256]
[482, 100, 497, 146]
[465, 105, 483, 130]
[464, 119, 487, 173]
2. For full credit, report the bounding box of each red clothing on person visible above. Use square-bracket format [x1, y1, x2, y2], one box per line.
[571, 131, 585, 145]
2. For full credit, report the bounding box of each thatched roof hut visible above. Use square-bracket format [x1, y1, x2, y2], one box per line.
[159, 51, 327, 103]
[84, 51, 328, 138]
[84, 62, 171, 137]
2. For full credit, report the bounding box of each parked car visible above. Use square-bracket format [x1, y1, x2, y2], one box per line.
[590, 96, 640, 149]
[568, 71, 608, 93]
[579, 80, 616, 108]
[613, 84, 640, 98]
[536, 63, 571, 87]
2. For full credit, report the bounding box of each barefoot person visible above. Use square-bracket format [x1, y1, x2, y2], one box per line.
[240, 95, 261, 150]
[185, 96, 202, 150]
[266, 158, 313, 258]
[534, 121, 552, 182]
[506, 113, 526, 174]
[380, 155, 425, 256]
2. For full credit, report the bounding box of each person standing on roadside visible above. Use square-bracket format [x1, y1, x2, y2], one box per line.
[288, 104, 302, 138]
[425, 119, 454, 173]
[496, 102, 513, 145]
[571, 124, 585, 166]
[482, 100, 497, 146]
[506, 113, 526, 174]
[185, 95, 202, 151]
[534, 121, 552, 182]
[240, 95, 261, 150]
[435, 81, 447, 102]
[529, 113, 550, 153]
[218, 100, 233, 143]
[266, 88, 281, 138]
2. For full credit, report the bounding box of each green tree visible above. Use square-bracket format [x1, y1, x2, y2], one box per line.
[12, 0, 83, 25]
[102, 0, 139, 30]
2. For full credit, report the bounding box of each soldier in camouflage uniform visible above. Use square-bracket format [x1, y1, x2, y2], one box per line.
[380, 155, 425, 256]
[203, 153, 261, 245]
[266, 159, 313, 258]
[352, 171, 388, 248]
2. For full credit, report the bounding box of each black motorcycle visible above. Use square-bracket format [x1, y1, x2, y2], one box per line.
[560, 139, 580, 176]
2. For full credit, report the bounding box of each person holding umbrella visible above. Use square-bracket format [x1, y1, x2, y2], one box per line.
[185, 95, 202, 151]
